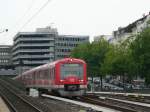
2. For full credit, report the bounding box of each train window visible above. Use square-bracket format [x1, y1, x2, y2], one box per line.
[44, 70, 46, 79]
[60, 63, 83, 79]
[34, 72, 37, 79]
[39, 71, 41, 79]
[43, 70, 45, 79]
[28, 73, 32, 79]
[53, 68, 55, 79]
[47, 69, 50, 79]
[32, 73, 34, 79]
[25, 74, 29, 79]
[39, 71, 44, 79]
[62, 64, 80, 67]
[49, 69, 51, 78]
[48, 69, 50, 79]
[44, 69, 49, 79]
[36, 71, 39, 79]
[51, 68, 54, 79]
[51, 68, 55, 79]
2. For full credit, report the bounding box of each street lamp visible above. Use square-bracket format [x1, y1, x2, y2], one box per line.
[0, 29, 8, 33]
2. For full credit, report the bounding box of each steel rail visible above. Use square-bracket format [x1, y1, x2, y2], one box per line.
[0, 91, 18, 112]
[79, 96, 137, 112]
[0, 79, 44, 112]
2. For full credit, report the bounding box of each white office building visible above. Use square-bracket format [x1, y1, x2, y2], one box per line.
[12, 27, 89, 74]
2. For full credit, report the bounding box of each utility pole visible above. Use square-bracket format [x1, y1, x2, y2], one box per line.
[19, 59, 24, 75]
[0, 29, 8, 33]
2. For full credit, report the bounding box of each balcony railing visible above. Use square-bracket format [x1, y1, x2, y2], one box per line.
[13, 43, 54, 50]
[12, 49, 52, 55]
[13, 54, 54, 60]
[13, 60, 49, 65]
[14, 37, 54, 45]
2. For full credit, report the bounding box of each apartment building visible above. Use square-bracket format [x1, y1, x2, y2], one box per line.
[111, 13, 150, 44]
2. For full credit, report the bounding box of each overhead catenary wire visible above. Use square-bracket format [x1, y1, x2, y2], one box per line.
[12, 0, 36, 30]
[2, 0, 52, 44]
[18, 0, 51, 32]
[3, 0, 36, 41]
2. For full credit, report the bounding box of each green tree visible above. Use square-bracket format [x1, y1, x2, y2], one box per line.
[130, 28, 150, 85]
[70, 42, 92, 74]
[101, 40, 137, 89]
[71, 38, 111, 90]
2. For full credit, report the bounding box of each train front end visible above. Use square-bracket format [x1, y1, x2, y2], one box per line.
[55, 58, 87, 96]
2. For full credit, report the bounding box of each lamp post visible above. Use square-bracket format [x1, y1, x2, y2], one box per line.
[0, 29, 8, 33]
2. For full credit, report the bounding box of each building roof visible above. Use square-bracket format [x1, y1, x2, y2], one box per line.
[0, 45, 12, 48]
[58, 35, 89, 38]
[114, 13, 150, 34]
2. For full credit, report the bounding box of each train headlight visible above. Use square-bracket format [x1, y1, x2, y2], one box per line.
[79, 80, 84, 84]
[60, 80, 64, 82]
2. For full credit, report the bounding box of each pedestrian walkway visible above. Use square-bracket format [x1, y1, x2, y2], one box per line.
[0, 97, 10, 112]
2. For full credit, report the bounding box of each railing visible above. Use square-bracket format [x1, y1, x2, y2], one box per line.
[13, 43, 54, 50]
[14, 37, 54, 45]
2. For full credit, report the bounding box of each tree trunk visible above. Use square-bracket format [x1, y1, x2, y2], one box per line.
[100, 75, 103, 91]
[123, 73, 125, 90]
[91, 76, 94, 92]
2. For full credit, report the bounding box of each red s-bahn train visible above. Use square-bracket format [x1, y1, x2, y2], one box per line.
[15, 58, 87, 96]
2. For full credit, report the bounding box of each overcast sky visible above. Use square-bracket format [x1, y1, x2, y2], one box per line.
[0, 0, 150, 44]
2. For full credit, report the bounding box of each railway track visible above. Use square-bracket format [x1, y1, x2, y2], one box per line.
[109, 94, 150, 104]
[78, 96, 136, 112]
[43, 93, 150, 112]
[88, 92, 150, 104]
[2, 76, 150, 112]
[0, 78, 51, 112]
[78, 95, 150, 112]
[42, 94, 117, 112]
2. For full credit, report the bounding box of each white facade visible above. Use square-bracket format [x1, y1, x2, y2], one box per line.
[12, 27, 57, 73]
[110, 13, 150, 44]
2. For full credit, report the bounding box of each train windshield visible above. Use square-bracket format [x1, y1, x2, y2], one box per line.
[60, 63, 83, 79]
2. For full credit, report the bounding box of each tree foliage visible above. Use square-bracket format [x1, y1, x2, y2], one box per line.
[70, 28, 150, 85]
[130, 28, 150, 84]
[71, 38, 110, 77]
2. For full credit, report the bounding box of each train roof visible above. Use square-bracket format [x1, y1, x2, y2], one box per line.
[53, 58, 86, 64]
